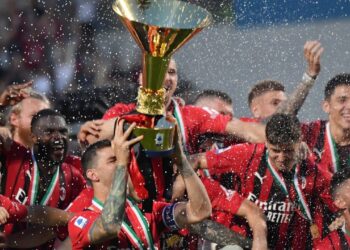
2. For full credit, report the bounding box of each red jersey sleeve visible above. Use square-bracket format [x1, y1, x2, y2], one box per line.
[102, 103, 136, 120]
[205, 143, 260, 174]
[201, 177, 244, 215]
[68, 211, 99, 250]
[182, 105, 231, 135]
[0, 195, 27, 223]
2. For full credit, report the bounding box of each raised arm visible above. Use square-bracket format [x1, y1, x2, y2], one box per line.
[277, 40, 324, 116]
[79, 118, 116, 146]
[0, 81, 33, 152]
[25, 206, 73, 226]
[88, 120, 143, 244]
[172, 127, 212, 227]
[189, 219, 252, 249]
[225, 118, 266, 143]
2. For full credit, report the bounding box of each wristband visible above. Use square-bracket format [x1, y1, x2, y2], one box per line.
[302, 72, 317, 83]
[162, 202, 181, 231]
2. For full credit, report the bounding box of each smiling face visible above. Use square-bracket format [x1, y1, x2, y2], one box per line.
[266, 141, 300, 172]
[324, 85, 350, 131]
[32, 115, 68, 165]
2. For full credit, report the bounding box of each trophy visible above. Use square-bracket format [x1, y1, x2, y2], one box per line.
[112, 0, 212, 156]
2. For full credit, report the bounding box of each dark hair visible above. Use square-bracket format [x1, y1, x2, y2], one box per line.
[330, 167, 350, 198]
[324, 73, 350, 100]
[266, 113, 301, 145]
[31, 109, 64, 132]
[194, 89, 232, 105]
[81, 140, 111, 183]
[248, 80, 285, 107]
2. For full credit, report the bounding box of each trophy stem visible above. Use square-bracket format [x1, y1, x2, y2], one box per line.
[136, 54, 170, 115]
[142, 54, 170, 91]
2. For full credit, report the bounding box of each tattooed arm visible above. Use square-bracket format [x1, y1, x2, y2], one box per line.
[88, 166, 127, 244]
[88, 120, 143, 244]
[277, 40, 323, 116]
[172, 128, 212, 228]
[189, 219, 252, 249]
[189, 202, 267, 250]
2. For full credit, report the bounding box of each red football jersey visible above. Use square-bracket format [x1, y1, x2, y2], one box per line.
[301, 120, 350, 175]
[2, 141, 86, 208]
[205, 143, 335, 249]
[69, 198, 170, 250]
[314, 229, 350, 250]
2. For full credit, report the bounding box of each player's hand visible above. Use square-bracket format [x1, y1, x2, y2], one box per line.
[111, 119, 143, 166]
[0, 206, 9, 225]
[304, 40, 324, 78]
[0, 81, 32, 106]
[78, 119, 104, 146]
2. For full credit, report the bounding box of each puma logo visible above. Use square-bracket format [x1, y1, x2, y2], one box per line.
[25, 170, 31, 180]
[254, 172, 267, 184]
[313, 148, 324, 159]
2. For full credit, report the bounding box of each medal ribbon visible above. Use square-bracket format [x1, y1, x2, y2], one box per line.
[126, 197, 155, 250]
[91, 197, 154, 250]
[293, 166, 312, 222]
[266, 152, 312, 222]
[326, 122, 340, 173]
[30, 151, 60, 205]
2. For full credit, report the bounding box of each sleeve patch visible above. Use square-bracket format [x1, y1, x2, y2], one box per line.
[74, 216, 88, 229]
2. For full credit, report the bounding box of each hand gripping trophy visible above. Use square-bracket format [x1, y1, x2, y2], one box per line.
[112, 0, 212, 156]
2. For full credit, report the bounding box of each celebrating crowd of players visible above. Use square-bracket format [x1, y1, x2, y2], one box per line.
[0, 40, 349, 250]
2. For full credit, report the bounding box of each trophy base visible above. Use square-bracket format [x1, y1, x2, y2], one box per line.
[143, 147, 175, 158]
[121, 113, 175, 157]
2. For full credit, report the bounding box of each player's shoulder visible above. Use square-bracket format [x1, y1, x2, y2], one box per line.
[103, 102, 136, 120]
[69, 210, 97, 231]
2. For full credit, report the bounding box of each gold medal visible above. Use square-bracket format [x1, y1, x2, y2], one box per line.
[310, 224, 320, 239]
